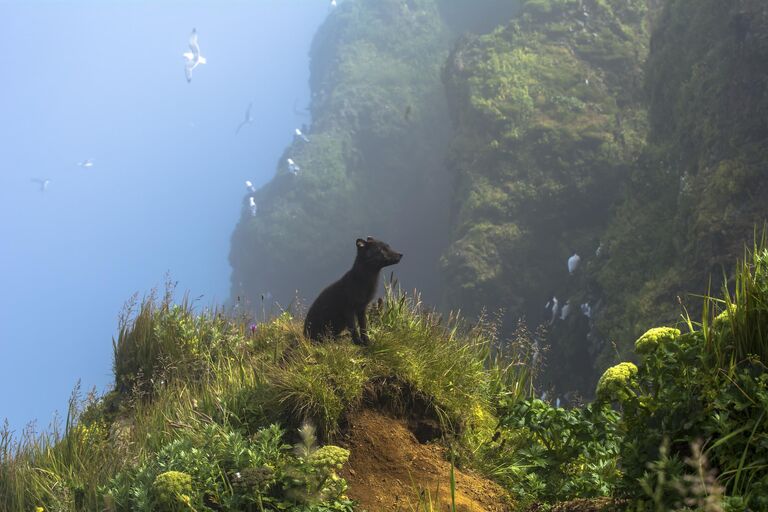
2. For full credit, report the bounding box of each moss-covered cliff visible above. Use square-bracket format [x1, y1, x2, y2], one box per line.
[229, 0, 457, 308]
[230, 0, 768, 395]
[594, 0, 768, 364]
[440, 0, 651, 392]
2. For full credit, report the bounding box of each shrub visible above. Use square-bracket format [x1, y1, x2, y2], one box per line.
[150, 471, 194, 512]
[596, 362, 638, 403]
[634, 327, 681, 355]
[492, 399, 622, 507]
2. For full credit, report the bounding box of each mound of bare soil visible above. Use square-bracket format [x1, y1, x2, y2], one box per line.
[338, 409, 512, 512]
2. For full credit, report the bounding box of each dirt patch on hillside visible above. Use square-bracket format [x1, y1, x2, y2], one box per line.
[338, 409, 512, 512]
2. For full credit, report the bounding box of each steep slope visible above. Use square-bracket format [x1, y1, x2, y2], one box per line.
[230, 0, 768, 396]
[229, 0, 456, 309]
[594, 0, 768, 362]
[440, 0, 651, 392]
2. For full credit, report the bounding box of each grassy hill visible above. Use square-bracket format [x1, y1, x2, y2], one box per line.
[3, 243, 768, 510]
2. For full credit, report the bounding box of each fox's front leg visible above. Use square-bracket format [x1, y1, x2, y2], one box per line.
[344, 310, 363, 346]
[356, 309, 369, 345]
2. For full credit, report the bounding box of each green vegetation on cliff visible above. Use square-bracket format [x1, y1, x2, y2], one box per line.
[0, 285, 527, 511]
[595, 0, 768, 361]
[4, 244, 768, 510]
[440, 0, 650, 392]
[229, 0, 456, 308]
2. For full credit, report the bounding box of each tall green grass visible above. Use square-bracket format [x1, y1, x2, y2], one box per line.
[0, 283, 533, 511]
[702, 232, 768, 369]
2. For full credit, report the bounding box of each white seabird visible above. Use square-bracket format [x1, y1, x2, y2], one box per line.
[331, 0, 337, 6]
[236, 103, 254, 135]
[581, 302, 592, 318]
[568, 253, 581, 275]
[560, 300, 571, 320]
[287, 158, 301, 175]
[249, 197, 257, 217]
[245, 180, 256, 192]
[549, 297, 560, 325]
[77, 159, 94, 168]
[183, 28, 207, 83]
[294, 128, 310, 143]
[31, 178, 51, 192]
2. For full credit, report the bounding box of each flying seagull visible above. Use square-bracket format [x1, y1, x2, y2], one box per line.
[31, 178, 51, 192]
[294, 128, 310, 143]
[331, 0, 337, 7]
[183, 28, 207, 83]
[245, 180, 256, 192]
[287, 158, 300, 175]
[236, 103, 254, 135]
[568, 253, 581, 275]
[77, 159, 94, 168]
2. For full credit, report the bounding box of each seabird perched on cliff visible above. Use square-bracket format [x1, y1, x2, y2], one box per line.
[31, 178, 51, 192]
[77, 159, 94, 168]
[568, 253, 581, 275]
[560, 300, 572, 321]
[248, 197, 257, 217]
[287, 158, 301, 175]
[236, 103, 255, 135]
[294, 128, 310, 143]
[183, 28, 207, 83]
[245, 180, 256, 192]
[549, 297, 560, 325]
[581, 302, 592, 318]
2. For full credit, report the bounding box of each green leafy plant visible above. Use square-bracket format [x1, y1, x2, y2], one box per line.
[492, 399, 622, 506]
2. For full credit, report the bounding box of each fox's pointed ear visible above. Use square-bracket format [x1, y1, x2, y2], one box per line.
[356, 238, 366, 248]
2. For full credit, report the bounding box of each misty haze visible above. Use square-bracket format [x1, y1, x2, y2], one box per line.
[1, 1, 767, 510]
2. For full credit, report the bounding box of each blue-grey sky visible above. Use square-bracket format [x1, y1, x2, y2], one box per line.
[0, 1, 328, 435]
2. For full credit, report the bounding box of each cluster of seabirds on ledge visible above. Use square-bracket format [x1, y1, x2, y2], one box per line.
[30, 0, 340, 198]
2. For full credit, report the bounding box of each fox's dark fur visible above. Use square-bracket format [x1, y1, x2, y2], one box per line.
[304, 237, 402, 345]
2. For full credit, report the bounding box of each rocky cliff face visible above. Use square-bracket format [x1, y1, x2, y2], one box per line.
[229, 0, 456, 310]
[230, 0, 768, 395]
[440, 0, 651, 392]
[594, 0, 768, 367]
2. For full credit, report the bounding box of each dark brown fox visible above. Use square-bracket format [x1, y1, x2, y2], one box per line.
[304, 237, 402, 345]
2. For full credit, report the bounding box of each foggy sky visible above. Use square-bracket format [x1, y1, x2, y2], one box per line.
[0, 1, 328, 436]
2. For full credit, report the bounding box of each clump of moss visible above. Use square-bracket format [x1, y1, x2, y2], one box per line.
[634, 327, 681, 355]
[150, 471, 195, 512]
[596, 362, 638, 402]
